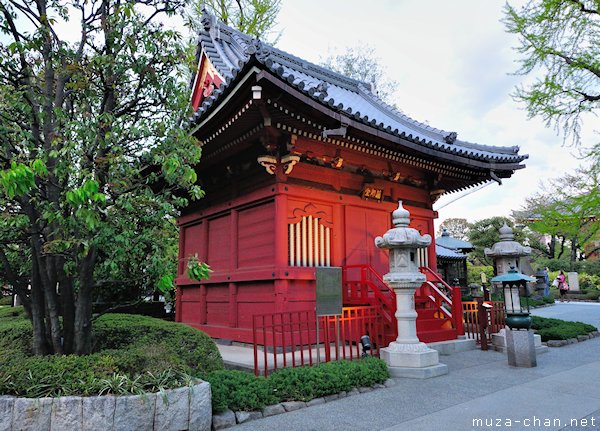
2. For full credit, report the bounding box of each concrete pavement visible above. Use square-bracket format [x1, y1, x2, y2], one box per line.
[226, 302, 600, 431]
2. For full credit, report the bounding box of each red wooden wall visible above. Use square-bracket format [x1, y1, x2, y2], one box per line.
[177, 179, 437, 343]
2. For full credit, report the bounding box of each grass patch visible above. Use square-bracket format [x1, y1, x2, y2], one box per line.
[531, 316, 597, 342]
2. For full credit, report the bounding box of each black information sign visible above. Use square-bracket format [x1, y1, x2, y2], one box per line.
[315, 267, 343, 316]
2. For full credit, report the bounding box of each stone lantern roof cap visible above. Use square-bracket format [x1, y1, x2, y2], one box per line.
[484, 223, 531, 257]
[375, 201, 431, 249]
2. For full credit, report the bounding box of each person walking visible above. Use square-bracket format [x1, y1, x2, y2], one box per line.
[543, 267, 550, 297]
[556, 270, 570, 302]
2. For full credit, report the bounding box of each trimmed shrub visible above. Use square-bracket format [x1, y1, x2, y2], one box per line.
[531, 316, 597, 341]
[204, 357, 390, 413]
[0, 308, 223, 397]
[93, 313, 224, 373]
[204, 370, 277, 413]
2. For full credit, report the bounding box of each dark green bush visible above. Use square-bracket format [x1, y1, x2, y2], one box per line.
[204, 357, 390, 413]
[0, 308, 223, 397]
[531, 316, 597, 341]
[93, 313, 224, 373]
[204, 370, 278, 413]
[0, 296, 12, 306]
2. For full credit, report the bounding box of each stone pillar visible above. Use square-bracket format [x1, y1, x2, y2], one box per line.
[375, 201, 448, 379]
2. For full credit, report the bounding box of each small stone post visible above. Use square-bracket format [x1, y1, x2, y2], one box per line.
[375, 201, 448, 378]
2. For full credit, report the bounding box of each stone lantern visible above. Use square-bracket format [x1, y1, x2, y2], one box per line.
[486, 225, 548, 357]
[484, 223, 531, 276]
[375, 201, 448, 378]
[491, 268, 537, 367]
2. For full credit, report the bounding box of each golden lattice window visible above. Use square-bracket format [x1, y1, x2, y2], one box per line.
[288, 215, 331, 267]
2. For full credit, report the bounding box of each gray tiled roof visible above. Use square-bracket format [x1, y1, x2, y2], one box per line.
[435, 244, 467, 260]
[191, 11, 528, 165]
[436, 229, 474, 251]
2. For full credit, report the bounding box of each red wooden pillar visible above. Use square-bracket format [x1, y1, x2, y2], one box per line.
[452, 286, 465, 336]
[177, 222, 186, 277]
[427, 217, 437, 272]
[175, 287, 182, 322]
[274, 193, 288, 313]
[229, 210, 238, 327]
[332, 201, 344, 266]
[199, 221, 209, 324]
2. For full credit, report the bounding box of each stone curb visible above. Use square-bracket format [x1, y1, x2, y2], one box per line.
[545, 331, 600, 348]
[2, 382, 211, 431]
[213, 381, 391, 430]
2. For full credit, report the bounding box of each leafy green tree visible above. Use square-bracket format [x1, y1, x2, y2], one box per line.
[437, 218, 469, 241]
[513, 164, 600, 262]
[320, 45, 399, 106]
[0, 0, 202, 355]
[504, 0, 600, 145]
[189, 0, 281, 41]
[467, 217, 542, 265]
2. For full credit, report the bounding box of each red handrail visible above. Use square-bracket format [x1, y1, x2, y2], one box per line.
[342, 265, 397, 343]
[343, 264, 464, 341]
[419, 266, 453, 299]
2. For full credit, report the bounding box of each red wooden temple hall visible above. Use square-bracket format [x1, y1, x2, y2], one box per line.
[176, 10, 528, 344]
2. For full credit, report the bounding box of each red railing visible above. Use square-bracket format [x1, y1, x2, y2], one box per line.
[252, 306, 383, 377]
[463, 301, 505, 345]
[342, 265, 397, 343]
[342, 264, 465, 342]
[419, 266, 465, 336]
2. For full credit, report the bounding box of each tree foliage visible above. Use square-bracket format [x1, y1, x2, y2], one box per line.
[467, 217, 543, 265]
[437, 218, 469, 240]
[513, 164, 600, 262]
[504, 0, 600, 145]
[190, 0, 281, 41]
[0, 0, 202, 355]
[321, 45, 399, 106]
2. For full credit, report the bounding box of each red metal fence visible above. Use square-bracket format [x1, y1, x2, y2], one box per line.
[252, 306, 384, 377]
[463, 300, 505, 346]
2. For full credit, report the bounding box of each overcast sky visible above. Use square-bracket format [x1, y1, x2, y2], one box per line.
[270, 0, 598, 229]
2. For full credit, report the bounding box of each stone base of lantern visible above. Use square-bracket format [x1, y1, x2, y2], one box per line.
[505, 329, 537, 368]
[492, 328, 548, 355]
[381, 342, 448, 379]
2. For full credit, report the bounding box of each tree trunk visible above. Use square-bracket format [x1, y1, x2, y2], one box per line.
[548, 236, 556, 258]
[30, 254, 50, 355]
[74, 245, 97, 355]
[32, 243, 63, 355]
[570, 238, 578, 263]
[59, 265, 75, 354]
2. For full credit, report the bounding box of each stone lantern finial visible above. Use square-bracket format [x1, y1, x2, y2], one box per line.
[392, 201, 411, 227]
[499, 223, 514, 241]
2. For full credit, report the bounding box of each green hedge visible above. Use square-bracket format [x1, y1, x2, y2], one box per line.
[203, 357, 390, 413]
[531, 316, 597, 341]
[0, 308, 223, 397]
[0, 296, 12, 305]
[93, 313, 223, 374]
